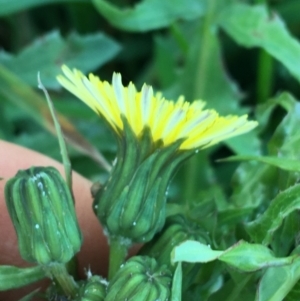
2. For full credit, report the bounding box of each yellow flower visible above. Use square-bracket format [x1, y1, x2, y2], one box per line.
[57, 65, 258, 244]
[57, 65, 257, 150]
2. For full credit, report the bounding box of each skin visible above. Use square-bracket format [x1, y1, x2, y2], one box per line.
[0, 140, 109, 300]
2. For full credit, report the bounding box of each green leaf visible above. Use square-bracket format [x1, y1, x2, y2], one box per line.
[230, 161, 276, 208]
[0, 30, 121, 89]
[0, 265, 45, 290]
[219, 3, 300, 82]
[271, 212, 299, 257]
[171, 263, 182, 301]
[0, 64, 111, 170]
[91, 0, 207, 32]
[246, 184, 300, 245]
[255, 92, 294, 132]
[268, 97, 300, 160]
[220, 155, 300, 172]
[219, 241, 297, 272]
[208, 275, 255, 301]
[224, 131, 261, 156]
[38, 74, 72, 192]
[218, 207, 253, 227]
[256, 258, 300, 301]
[171, 240, 224, 264]
[0, 0, 87, 16]
[172, 240, 297, 272]
[153, 35, 179, 88]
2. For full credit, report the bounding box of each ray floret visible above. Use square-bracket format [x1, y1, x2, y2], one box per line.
[57, 65, 258, 150]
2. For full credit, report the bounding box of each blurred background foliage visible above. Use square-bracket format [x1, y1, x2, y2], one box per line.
[1, 0, 299, 179]
[2, 0, 300, 299]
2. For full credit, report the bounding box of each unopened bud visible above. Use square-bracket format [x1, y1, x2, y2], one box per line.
[106, 256, 172, 301]
[5, 166, 82, 265]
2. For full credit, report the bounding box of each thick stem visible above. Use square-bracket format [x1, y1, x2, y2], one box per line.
[46, 263, 78, 298]
[108, 237, 130, 280]
[183, 0, 217, 201]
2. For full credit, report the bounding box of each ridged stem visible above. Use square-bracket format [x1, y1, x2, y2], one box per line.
[108, 237, 130, 280]
[47, 263, 78, 298]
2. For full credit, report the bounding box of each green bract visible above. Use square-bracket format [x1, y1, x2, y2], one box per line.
[75, 275, 107, 301]
[106, 256, 172, 301]
[5, 166, 82, 265]
[93, 119, 194, 244]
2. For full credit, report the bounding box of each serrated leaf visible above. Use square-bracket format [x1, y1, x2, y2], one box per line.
[0, 266, 45, 290]
[219, 241, 297, 272]
[0, 0, 87, 16]
[0, 31, 121, 89]
[219, 3, 300, 82]
[172, 240, 297, 272]
[220, 155, 300, 172]
[256, 258, 300, 301]
[246, 184, 300, 245]
[91, 0, 207, 32]
[171, 240, 224, 264]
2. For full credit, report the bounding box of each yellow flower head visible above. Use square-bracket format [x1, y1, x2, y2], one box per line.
[57, 65, 257, 150]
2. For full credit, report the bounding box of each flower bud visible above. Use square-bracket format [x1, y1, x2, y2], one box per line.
[106, 256, 172, 301]
[139, 215, 209, 271]
[75, 275, 107, 301]
[94, 119, 194, 244]
[5, 166, 82, 265]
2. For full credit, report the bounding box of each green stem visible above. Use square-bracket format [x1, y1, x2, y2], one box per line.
[47, 263, 78, 298]
[256, 45, 273, 105]
[193, 5, 216, 98]
[183, 0, 217, 201]
[254, 0, 273, 104]
[108, 237, 130, 280]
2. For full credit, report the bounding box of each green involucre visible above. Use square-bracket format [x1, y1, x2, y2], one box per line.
[75, 275, 107, 301]
[93, 118, 193, 243]
[5, 166, 82, 265]
[106, 256, 172, 301]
